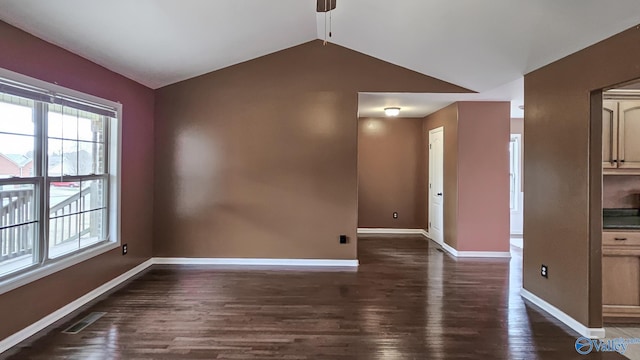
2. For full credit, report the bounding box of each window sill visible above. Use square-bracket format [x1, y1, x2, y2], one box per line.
[0, 241, 119, 296]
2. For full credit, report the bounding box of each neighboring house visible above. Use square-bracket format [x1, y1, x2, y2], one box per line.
[0, 153, 33, 178]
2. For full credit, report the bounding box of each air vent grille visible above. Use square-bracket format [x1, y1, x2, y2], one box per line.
[62, 312, 106, 334]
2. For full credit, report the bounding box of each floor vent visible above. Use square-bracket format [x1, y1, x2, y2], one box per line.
[62, 312, 106, 334]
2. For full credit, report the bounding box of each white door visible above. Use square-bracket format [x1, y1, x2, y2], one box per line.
[429, 127, 444, 245]
[509, 134, 523, 235]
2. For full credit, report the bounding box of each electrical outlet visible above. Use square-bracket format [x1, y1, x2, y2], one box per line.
[393, 212, 398, 219]
[339, 235, 347, 244]
[541, 264, 548, 278]
[122, 243, 128, 255]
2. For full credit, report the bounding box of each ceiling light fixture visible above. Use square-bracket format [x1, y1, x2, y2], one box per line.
[384, 107, 401, 117]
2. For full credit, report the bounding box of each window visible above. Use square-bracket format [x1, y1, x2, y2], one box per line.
[0, 69, 120, 289]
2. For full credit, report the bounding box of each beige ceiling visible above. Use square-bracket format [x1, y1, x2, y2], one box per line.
[1, 0, 640, 117]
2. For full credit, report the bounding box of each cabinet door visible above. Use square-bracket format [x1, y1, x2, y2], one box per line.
[603, 254, 640, 307]
[603, 100, 618, 168]
[618, 101, 640, 168]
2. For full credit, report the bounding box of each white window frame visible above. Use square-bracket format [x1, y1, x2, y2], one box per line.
[0, 68, 121, 296]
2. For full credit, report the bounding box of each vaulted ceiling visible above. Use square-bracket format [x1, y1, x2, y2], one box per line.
[1, 0, 640, 117]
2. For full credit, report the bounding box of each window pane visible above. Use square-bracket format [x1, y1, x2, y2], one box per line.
[48, 104, 78, 141]
[48, 213, 79, 258]
[77, 116, 105, 143]
[0, 183, 36, 223]
[0, 133, 35, 179]
[50, 182, 80, 222]
[0, 224, 36, 276]
[78, 141, 105, 175]
[47, 138, 62, 177]
[0, 183, 37, 276]
[62, 140, 79, 176]
[47, 106, 63, 139]
[49, 181, 106, 258]
[79, 209, 105, 249]
[48, 105, 105, 142]
[80, 179, 106, 212]
[0, 94, 34, 136]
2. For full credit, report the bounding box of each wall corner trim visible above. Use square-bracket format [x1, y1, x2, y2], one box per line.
[0, 258, 155, 354]
[520, 288, 605, 339]
[152, 258, 359, 267]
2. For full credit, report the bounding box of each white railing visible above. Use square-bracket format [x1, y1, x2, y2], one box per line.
[1, 185, 99, 261]
[0, 188, 34, 261]
[49, 185, 96, 247]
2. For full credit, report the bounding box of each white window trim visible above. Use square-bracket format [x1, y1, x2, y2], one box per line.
[0, 67, 122, 296]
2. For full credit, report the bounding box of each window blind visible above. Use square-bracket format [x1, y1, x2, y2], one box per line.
[0, 77, 117, 118]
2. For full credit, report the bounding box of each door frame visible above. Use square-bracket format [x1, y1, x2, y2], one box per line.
[510, 133, 523, 236]
[428, 126, 444, 245]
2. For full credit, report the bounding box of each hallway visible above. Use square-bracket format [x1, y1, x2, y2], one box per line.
[3, 237, 626, 359]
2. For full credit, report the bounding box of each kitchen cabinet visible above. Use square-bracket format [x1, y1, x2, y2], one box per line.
[618, 101, 640, 169]
[603, 100, 618, 169]
[603, 100, 640, 173]
[602, 230, 640, 322]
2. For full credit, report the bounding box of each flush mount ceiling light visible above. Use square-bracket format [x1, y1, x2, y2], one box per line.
[384, 107, 401, 117]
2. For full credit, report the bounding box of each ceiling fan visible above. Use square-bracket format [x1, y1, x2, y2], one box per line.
[317, 0, 336, 45]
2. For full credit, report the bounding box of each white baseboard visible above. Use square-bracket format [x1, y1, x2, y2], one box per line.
[510, 237, 523, 249]
[441, 241, 459, 255]
[0, 259, 154, 354]
[437, 239, 511, 258]
[357, 228, 428, 237]
[521, 288, 605, 339]
[153, 258, 359, 267]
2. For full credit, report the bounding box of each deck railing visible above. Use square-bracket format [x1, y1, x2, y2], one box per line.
[49, 186, 95, 247]
[1, 185, 97, 261]
[0, 188, 34, 261]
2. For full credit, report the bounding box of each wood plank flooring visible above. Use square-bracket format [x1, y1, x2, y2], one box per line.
[2, 237, 628, 359]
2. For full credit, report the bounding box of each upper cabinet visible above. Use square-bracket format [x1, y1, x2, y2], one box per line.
[618, 101, 640, 169]
[603, 99, 640, 173]
[603, 100, 618, 169]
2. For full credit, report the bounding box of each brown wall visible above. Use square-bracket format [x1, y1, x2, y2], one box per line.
[456, 102, 510, 252]
[524, 24, 640, 327]
[154, 40, 468, 259]
[0, 21, 155, 340]
[603, 176, 640, 209]
[422, 102, 510, 252]
[357, 117, 425, 229]
[423, 104, 459, 247]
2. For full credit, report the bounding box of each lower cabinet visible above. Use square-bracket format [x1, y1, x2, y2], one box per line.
[603, 231, 640, 322]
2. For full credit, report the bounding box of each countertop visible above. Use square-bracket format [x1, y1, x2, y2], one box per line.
[603, 208, 640, 230]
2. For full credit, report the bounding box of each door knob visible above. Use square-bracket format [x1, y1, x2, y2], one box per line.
[437, 192, 443, 196]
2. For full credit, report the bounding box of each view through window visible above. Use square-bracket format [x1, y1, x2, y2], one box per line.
[0, 77, 117, 280]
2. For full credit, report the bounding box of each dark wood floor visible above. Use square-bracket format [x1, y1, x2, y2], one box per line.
[3, 237, 627, 359]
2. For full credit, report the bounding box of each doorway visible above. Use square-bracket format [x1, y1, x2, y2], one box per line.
[429, 127, 444, 245]
[509, 134, 523, 236]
